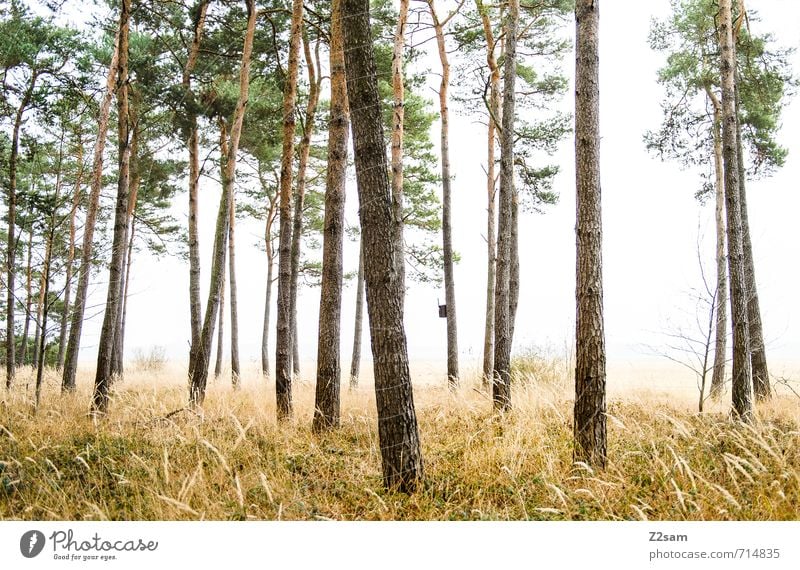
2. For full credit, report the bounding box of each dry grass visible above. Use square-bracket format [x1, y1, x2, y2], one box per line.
[1, 363, 799, 521]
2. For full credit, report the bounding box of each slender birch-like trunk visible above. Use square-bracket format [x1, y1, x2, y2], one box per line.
[428, 0, 460, 388]
[478, 0, 500, 388]
[349, 241, 365, 389]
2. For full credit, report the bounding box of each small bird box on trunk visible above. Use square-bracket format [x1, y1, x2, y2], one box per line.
[438, 303, 447, 318]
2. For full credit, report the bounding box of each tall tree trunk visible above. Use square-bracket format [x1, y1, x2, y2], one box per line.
[478, 0, 500, 389]
[228, 190, 240, 387]
[35, 161, 63, 408]
[492, 0, 518, 411]
[482, 174, 497, 389]
[288, 35, 321, 380]
[707, 96, 727, 399]
[734, 82, 770, 400]
[391, 0, 409, 299]
[57, 131, 85, 371]
[214, 259, 226, 379]
[35, 270, 51, 409]
[349, 240, 365, 389]
[5, 74, 37, 388]
[214, 120, 230, 383]
[32, 255, 47, 369]
[185, 0, 210, 352]
[574, 0, 607, 467]
[313, 0, 349, 432]
[110, 114, 140, 380]
[62, 30, 120, 393]
[92, 0, 133, 415]
[188, 0, 256, 407]
[343, 0, 423, 492]
[20, 231, 34, 367]
[428, 0, 460, 388]
[118, 216, 136, 376]
[291, 314, 300, 376]
[261, 252, 274, 378]
[503, 3, 519, 370]
[509, 189, 520, 338]
[110, 240, 129, 380]
[35, 229, 55, 410]
[719, 0, 753, 421]
[275, 0, 304, 420]
[261, 193, 278, 378]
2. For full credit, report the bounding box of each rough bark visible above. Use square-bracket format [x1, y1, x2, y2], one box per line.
[5, 73, 37, 387]
[343, 0, 423, 492]
[92, 0, 132, 415]
[428, 0, 460, 388]
[291, 312, 300, 376]
[719, 0, 753, 420]
[734, 82, 770, 400]
[110, 113, 141, 380]
[492, 0, 518, 411]
[391, 0, 409, 296]
[509, 191, 520, 343]
[62, 29, 120, 393]
[275, 0, 304, 420]
[574, 0, 607, 468]
[215, 120, 230, 382]
[214, 257, 225, 379]
[228, 189, 240, 387]
[505, 1, 519, 360]
[57, 131, 85, 370]
[349, 240, 365, 389]
[185, 0, 210, 352]
[188, 0, 256, 406]
[313, 0, 349, 432]
[478, 0, 500, 389]
[707, 94, 727, 399]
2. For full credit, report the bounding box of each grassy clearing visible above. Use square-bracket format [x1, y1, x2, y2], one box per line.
[1, 364, 799, 521]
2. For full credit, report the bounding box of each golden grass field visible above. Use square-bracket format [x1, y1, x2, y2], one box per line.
[1, 354, 799, 521]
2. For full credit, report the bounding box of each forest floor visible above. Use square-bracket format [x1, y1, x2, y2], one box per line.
[1, 358, 799, 521]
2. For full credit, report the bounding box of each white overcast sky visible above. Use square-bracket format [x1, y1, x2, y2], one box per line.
[62, 0, 800, 382]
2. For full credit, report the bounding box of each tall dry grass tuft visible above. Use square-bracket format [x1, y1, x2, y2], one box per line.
[0, 362, 798, 520]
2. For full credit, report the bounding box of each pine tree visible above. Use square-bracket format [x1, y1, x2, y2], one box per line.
[574, 0, 607, 467]
[343, 0, 423, 491]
